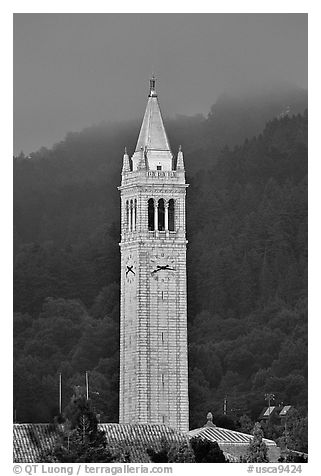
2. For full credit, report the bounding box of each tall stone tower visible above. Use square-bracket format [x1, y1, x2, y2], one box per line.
[118, 77, 189, 432]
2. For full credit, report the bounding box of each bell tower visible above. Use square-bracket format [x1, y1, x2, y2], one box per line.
[118, 78, 189, 431]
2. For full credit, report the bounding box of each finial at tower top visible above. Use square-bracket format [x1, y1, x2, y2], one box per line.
[149, 75, 157, 97]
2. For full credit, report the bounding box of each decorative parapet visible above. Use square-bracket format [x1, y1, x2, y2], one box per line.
[120, 170, 186, 188]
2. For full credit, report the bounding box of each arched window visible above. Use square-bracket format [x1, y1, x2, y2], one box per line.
[148, 198, 154, 231]
[168, 199, 175, 231]
[130, 199, 133, 232]
[134, 199, 137, 230]
[126, 201, 129, 231]
[158, 199, 165, 231]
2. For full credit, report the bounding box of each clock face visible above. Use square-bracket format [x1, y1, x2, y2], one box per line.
[125, 254, 136, 284]
[150, 252, 176, 281]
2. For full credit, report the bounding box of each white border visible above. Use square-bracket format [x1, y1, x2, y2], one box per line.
[3, 4, 315, 475]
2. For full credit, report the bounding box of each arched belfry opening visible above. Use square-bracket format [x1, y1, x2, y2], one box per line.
[158, 199, 165, 231]
[168, 199, 175, 231]
[126, 201, 129, 231]
[148, 198, 155, 231]
[130, 199, 133, 231]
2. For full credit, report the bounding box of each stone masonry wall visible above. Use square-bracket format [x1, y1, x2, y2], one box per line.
[119, 170, 189, 432]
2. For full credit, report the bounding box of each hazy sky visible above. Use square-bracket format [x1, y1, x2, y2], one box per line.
[13, 13, 307, 155]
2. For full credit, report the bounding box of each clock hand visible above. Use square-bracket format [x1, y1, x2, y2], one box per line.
[151, 268, 162, 274]
[151, 265, 166, 274]
[161, 265, 176, 271]
[151, 265, 176, 274]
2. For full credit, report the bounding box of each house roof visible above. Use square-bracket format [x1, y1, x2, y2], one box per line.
[279, 405, 292, 417]
[13, 423, 188, 463]
[13, 422, 240, 463]
[259, 406, 280, 420]
[263, 406, 276, 417]
[100, 423, 187, 462]
[188, 425, 277, 447]
[13, 423, 57, 463]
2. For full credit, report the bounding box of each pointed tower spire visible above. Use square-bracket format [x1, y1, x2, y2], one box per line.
[131, 77, 172, 171]
[176, 145, 185, 171]
[122, 147, 130, 173]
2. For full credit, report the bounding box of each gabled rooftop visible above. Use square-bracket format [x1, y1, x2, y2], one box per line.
[187, 413, 280, 462]
[13, 422, 240, 463]
[188, 425, 276, 446]
[13, 423, 188, 463]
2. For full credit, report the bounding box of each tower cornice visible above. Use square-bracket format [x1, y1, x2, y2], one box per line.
[120, 170, 187, 189]
[118, 183, 189, 192]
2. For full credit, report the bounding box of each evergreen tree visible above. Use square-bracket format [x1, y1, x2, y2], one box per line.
[190, 437, 227, 463]
[43, 392, 129, 463]
[280, 409, 308, 454]
[239, 414, 254, 434]
[167, 441, 195, 463]
[246, 422, 269, 463]
[146, 438, 195, 463]
[146, 438, 170, 463]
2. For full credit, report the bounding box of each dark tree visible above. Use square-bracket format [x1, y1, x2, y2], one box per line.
[245, 422, 269, 463]
[147, 438, 194, 463]
[43, 392, 129, 463]
[190, 437, 226, 463]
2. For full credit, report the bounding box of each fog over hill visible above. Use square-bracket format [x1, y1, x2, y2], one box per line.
[14, 13, 307, 156]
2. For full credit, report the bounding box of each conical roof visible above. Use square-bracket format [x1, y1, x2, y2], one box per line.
[135, 94, 171, 153]
[131, 78, 173, 171]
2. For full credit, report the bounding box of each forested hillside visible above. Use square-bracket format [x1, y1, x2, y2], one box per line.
[13, 86, 308, 450]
